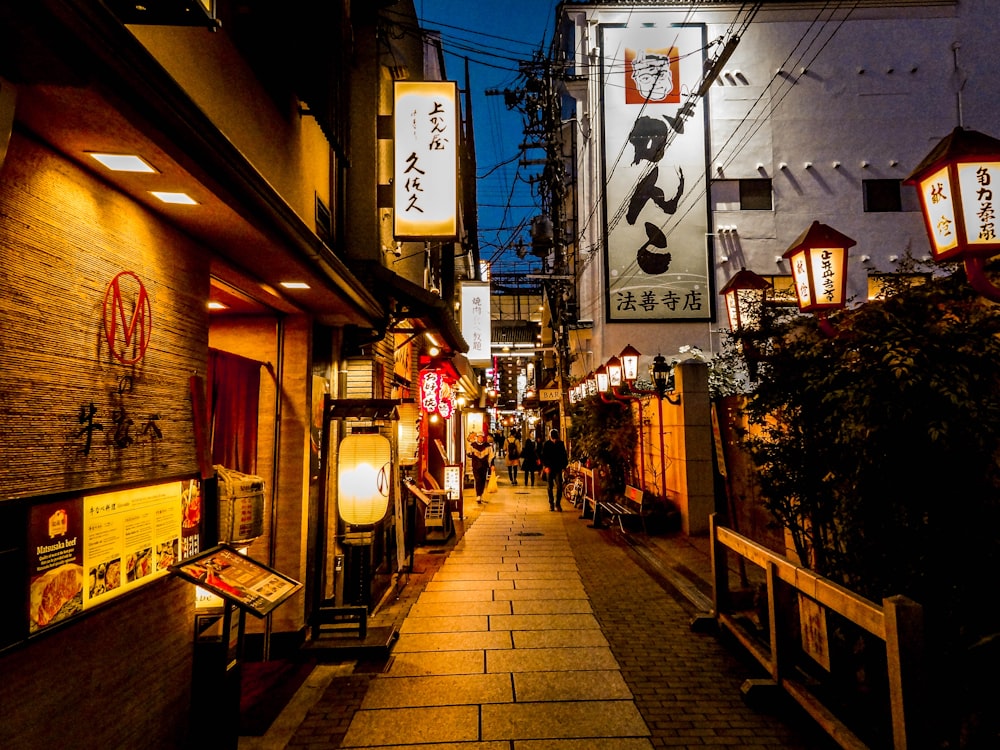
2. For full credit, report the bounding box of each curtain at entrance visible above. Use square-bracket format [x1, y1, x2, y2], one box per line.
[207, 348, 262, 474]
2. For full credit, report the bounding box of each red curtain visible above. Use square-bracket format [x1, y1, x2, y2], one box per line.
[207, 348, 262, 474]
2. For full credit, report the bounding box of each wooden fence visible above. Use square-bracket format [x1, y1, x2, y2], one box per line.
[710, 514, 925, 750]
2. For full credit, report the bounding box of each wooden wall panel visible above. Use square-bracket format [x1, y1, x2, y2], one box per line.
[0, 133, 208, 500]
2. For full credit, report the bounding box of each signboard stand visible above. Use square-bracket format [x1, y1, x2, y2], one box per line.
[172, 545, 302, 750]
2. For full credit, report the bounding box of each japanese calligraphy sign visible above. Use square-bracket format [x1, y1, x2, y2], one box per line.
[393, 81, 459, 240]
[600, 23, 712, 322]
[460, 281, 492, 367]
[916, 161, 1000, 260]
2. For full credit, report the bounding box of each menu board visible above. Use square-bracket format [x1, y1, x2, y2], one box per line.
[82, 482, 182, 610]
[171, 545, 302, 618]
[28, 498, 85, 633]
[27, 479, 195, 634]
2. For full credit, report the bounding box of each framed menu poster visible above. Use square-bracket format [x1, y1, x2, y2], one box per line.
[171, 544, 301, 618]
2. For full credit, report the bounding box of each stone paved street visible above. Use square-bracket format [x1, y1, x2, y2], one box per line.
[245, 481, 838, 749]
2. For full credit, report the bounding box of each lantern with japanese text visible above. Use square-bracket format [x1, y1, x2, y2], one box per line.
[618, 345, 641, 382]
[720, 268, 772, 332]
[338, 434, 391, 525]
[782, 221, 856, 315]
[905, 127, 1000, 301]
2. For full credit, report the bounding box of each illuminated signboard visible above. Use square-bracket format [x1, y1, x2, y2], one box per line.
[420, 370, 455, 419]
[460, 281, 492, 367]
[393, 81, 459, 240]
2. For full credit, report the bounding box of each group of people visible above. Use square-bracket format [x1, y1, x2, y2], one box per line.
[467, 427, 569, 510]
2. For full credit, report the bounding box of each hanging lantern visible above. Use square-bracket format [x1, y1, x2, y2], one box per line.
[719, 268, 772, 331]
[782, 221, 855, 314]
[338, 433, 391, 525]
[905, 126, 1000, 301]
[619, 345, 641, 382]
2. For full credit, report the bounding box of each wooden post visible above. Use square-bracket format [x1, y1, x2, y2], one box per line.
[709, 513, 728, 616]
[884, 595, 925, 750]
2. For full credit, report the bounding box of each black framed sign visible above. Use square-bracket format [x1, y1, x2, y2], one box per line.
[170, 544, 301, 618]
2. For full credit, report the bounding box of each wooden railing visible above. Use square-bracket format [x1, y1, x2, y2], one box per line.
[709, 514, 925, 750]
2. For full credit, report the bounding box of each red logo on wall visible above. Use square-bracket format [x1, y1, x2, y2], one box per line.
[103, 271, 152, 364]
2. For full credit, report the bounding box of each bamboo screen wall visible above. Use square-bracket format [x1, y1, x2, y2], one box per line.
[0, 133, 209, 500]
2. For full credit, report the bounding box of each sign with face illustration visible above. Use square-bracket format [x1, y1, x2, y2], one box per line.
[601, 23, 712, 322]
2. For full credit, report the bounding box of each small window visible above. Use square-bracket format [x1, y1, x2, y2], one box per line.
[759, 274, 798, 307]
[739, 179, 773, 210]
[867, 272, 930, 300]
[711, 179, 773, 211]
[863, 179, 903, 212]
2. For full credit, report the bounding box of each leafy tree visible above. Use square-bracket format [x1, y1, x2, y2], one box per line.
[737, 264, 1000, 746]
[567, 396, 637, 501]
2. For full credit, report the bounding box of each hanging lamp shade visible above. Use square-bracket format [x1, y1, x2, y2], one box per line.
[782, 221, 855, 313]
[338, 433, 391, 525]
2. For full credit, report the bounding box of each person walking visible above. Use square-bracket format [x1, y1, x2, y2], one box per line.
[468, 430, 493, 504]
[504, 430, 521, 485]
[540, 428, 568, 511]
[519, 434, 538, 486]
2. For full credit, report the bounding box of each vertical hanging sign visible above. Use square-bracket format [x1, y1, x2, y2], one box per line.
[460, 281, 492, 367]
[394, 81, 459, 240]
[601, 23, 712, 322]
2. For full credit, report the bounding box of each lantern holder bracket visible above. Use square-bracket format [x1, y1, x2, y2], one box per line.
[963, 256, 1000, 303]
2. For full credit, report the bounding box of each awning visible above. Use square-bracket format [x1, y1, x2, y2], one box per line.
[327, 399, 400, 421]
[360, 262, 468, 354]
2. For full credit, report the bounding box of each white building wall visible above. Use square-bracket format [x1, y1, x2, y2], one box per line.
[560, 0, 999, 381]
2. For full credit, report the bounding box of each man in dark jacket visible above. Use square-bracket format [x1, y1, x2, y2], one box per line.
[539, 428, 568, 511]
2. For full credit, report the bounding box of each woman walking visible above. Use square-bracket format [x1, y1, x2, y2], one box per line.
[504, 430, 521, 485]
[519, 434, 538, 487]
[468, 430, 493, 504]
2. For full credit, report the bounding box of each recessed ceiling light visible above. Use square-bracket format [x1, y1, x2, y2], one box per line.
[150, 191, 198, 205]
[88, 152, 156, 173]
[207, 301, 228, 310]
[280, 281, 310, 290]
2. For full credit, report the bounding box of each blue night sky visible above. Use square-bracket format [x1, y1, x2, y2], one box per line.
[416, 0, 562, 275]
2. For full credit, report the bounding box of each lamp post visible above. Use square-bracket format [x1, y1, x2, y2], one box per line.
[719, 268, 772, 377]
[782, 221, 856, 337]
[905, 126, 1000, 301]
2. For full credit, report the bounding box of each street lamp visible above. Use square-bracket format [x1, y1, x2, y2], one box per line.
[719, 268, 772, 332]
[606, 355, 623, 388]
[619, 345, 641, 382]
[905, 126, 1000, 301]
[651, 354, 671, 399]
[719, 268, 772, 378]
[782, 221, 856, 336]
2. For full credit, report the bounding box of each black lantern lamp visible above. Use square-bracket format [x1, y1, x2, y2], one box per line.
[905, 126, 1000, 301]
[651, 354, 671, 399]
[782, 221, 856, 336]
